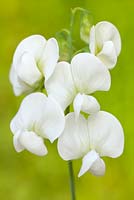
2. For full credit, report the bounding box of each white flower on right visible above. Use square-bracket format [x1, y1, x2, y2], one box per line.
[58, 111, 124, 177]
[89, 21, 121, 69]
[10, 35, 59, 96]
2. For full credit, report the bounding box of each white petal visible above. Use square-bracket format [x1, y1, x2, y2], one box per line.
[10, 94, 47, 134]
[9, 66, 33, 96]
[78, 150, 105, 177]
[58, 113, 89, 160]
[10, 35, 46, 96]
[39, 95, 65, 143]
[94, 21, 121, 56]
[16, 52, 42, 85]
[89, 157, 105, 176]
[78, 150, 99, 177]
[46, 62, 76, 111]
[13, 35, 46, 67]
[81, 95, 100, 114]
[73, 93, 84, 118]
[18, 131, 48, 156]
[17, 92, 48, 129]
[87, 111, 124, 158]
[89, 26, 96, 54]
[71, 53, 111, 94]
[10, 113, 23, 134]
[11, 92, 65, 143]
[73, 93, 100, 118]
[97, 41, 117, 69]
[39, 38, 59, 82]
[13, 131, 25, 152]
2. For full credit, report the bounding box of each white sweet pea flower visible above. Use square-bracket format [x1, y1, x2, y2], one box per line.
[89, 21, 121, 69]
[10, 35, 59, 96]
[46, 53, 111, 111]
[58, 111, 124, 177]
[10, 92, 65, 156]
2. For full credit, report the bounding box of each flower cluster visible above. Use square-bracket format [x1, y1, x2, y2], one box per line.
[10, 21, 124, 177]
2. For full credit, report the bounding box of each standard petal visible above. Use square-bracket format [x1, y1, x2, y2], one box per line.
[97, 41, 117, 69]
[73, 93, 100, 118]
[87, 111, 124, 158]
[71, 53, 111, 94]
[39, 95, 65, 142]
[39, 38, 59, 82]
[46, 62, 76, 111]
[58, 113, 89, 160]
[18, 131, 48, 156]
[13, 35, 46, 67]
[94, 21, 121, 56]
[78, 150, 105, 177]
[16, 52, 42, 86]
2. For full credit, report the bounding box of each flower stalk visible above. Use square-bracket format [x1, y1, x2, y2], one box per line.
[65, 106, 76, 200]
[68, 161, 76, 200]
[68, 11, 77, 199]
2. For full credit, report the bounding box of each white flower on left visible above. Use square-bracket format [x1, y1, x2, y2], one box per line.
[10, 35, 59, 96]
[58, 111, 124, 177]
[10, 92, 65, 156]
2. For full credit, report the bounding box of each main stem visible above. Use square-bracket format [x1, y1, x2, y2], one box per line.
[65, 107, 76, 200]
[68, 161, 76, 200]
[66, 8, 78, 200]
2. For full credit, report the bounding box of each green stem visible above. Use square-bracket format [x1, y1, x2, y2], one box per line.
[65, 107, 76, 200]
[65, 8, 82, 199]
[69, 9, 75, 62]
[68, 161, 76, 200]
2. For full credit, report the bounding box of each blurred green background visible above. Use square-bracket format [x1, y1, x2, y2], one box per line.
[0, 0, 133, 199]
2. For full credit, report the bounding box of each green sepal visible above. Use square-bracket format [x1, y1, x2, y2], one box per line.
[55, 29, 72, 62]
[80, 9, 94, 44]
